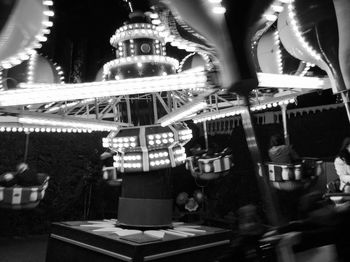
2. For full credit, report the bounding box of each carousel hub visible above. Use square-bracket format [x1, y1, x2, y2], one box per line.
[102, 124, 192, 172]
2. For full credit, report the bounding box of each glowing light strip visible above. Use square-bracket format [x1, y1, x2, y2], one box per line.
[0, 71, 207, 106]
[288, 0, 321, 61]
[257, 73, 329, 89]
[18, 114, 119, 131]
[0, 0, 54, 70]
[110, 23, 164, 46]
[159, 101, 207, 127]
[103, 55, 179, 77]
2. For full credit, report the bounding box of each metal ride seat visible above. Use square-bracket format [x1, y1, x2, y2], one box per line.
[102, 166, 122, 186]
[258, 158, 323, 191]
[324, 179, 350, 206]
[260, 233, 338, 262]
[186, 154, 233, 180]
[0, 176, 49, 209]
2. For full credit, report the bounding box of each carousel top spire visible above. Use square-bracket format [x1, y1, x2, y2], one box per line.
[110, 11, 165, 48]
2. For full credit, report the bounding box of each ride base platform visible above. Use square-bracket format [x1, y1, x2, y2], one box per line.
[45, 220, 232, 262]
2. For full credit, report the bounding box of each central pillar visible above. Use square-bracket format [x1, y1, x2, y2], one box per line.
[240, 95, 282, 226]
[118, 170, 173, 229]
[281, 104, 290, 145]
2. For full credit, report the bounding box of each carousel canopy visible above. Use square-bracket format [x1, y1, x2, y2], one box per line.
[0, 0, 346, 136]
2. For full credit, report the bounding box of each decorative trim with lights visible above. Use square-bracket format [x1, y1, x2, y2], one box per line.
[52, 63, 65, 83]
[110, 23, 165, 46]
[299, 62, 314, 77]
[27, 52, 38, 84]
[0, 0, 54, 70]
[147, 12, 204, 53]
[250, 98, 295, 111]
[178, 53, 195, 72]
[262, 0, 286, 22]
[178, 52, 213, 73]
[0, 70, 3, 91]
[287, 0, 321, 61]
[251, 0, 287, 48]
[274, 31, 283, 74]
[103, 55, 179, 77]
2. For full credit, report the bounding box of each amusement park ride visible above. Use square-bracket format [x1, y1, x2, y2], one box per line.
[1, 0, 350, 230]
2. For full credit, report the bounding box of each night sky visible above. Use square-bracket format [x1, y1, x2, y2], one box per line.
[40, 0, 186, 82]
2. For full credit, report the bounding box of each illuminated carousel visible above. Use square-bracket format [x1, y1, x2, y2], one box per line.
[1, 0, 350, 230]
[2, 0, 350, 261]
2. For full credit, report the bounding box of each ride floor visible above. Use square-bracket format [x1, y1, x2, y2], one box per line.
[0, 234, 48, 262]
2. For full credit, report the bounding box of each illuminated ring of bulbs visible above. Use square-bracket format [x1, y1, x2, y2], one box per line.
[0, 125, 93, 133]
[110, 23, 165, 46]
[103, 55, 179, 77]
[0, 0, 54, 70]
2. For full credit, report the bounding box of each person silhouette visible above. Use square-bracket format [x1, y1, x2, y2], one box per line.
[268, 134, 300, 164]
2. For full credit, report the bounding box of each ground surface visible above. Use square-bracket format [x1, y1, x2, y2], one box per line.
[0, 234, 48, 262]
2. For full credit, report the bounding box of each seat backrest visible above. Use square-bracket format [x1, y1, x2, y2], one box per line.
[198, 155, 233, 173]
[263, 162, 302, 181]
[0, 176, 49, 206]
[326, 179, 341, 193]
